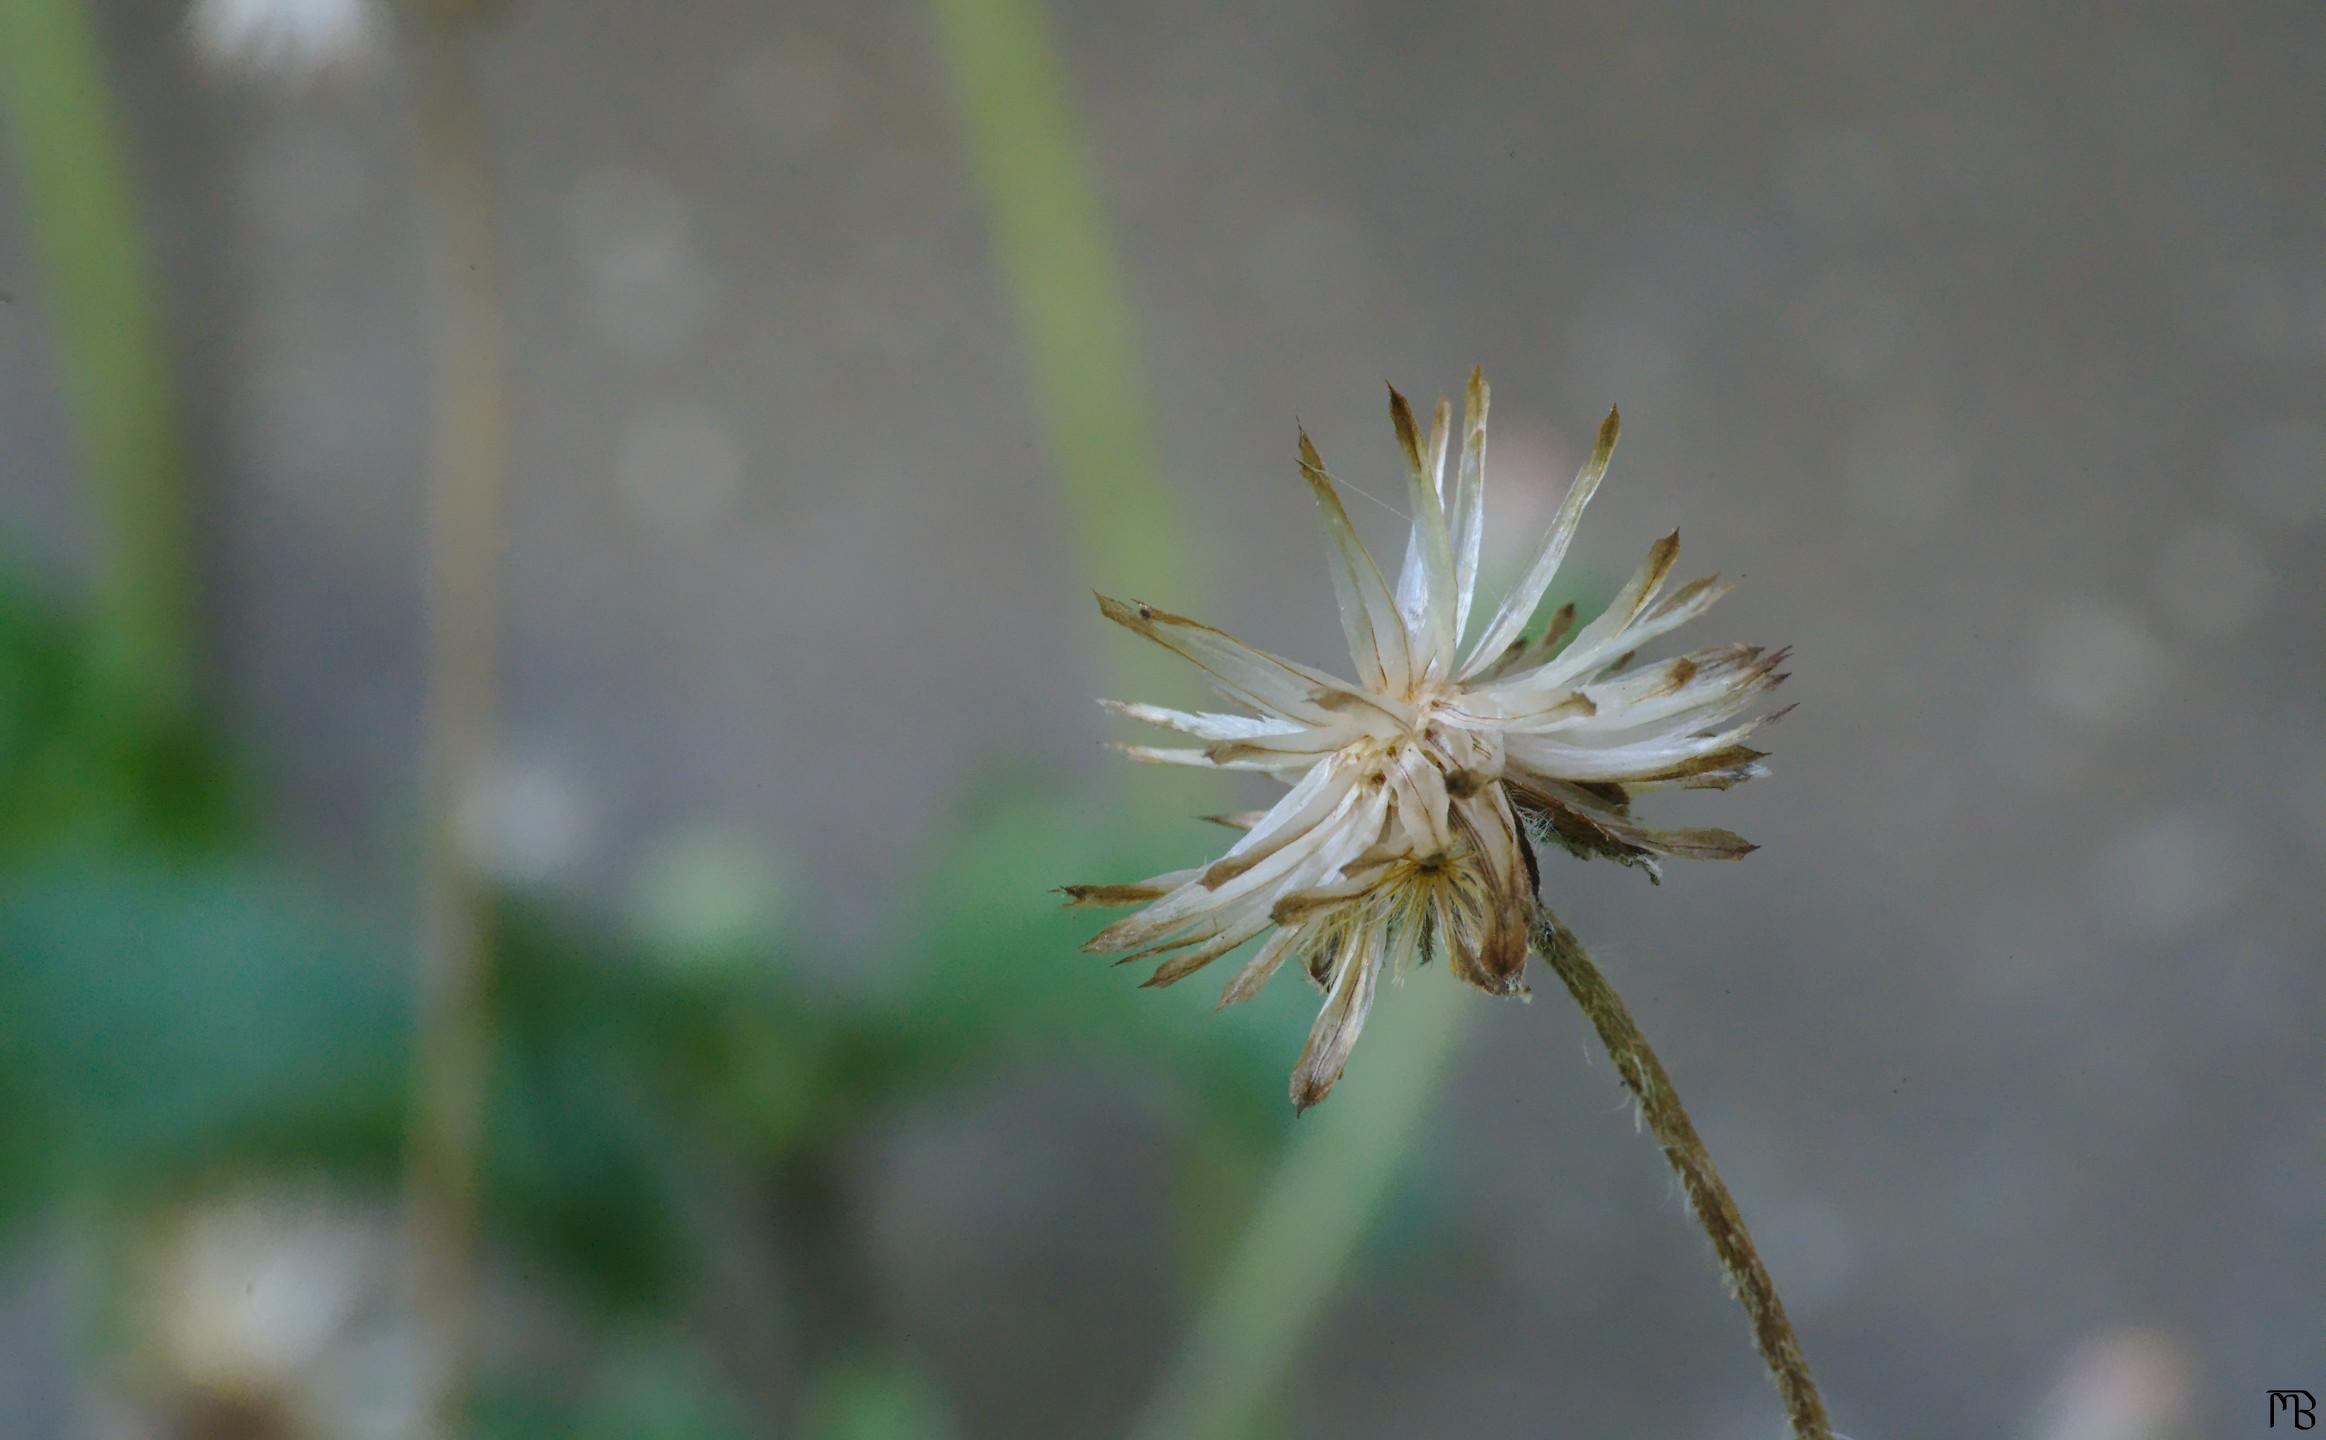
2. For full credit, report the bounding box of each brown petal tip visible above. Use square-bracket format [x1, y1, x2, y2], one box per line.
[1095, 594, 1156, 627]
[1290, 1077, 1332, 1115]
[1058, 882, 1170, 909]
[1593, 405, 1622, 459]
[1386, 385, 1424, 471]
[1295, 427, 1326, 475]
[1200, 854, 1255, 888]
[1200, 810, 1266, 831]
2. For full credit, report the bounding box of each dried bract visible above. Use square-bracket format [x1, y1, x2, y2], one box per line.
[1071, 373, 1788, 1110]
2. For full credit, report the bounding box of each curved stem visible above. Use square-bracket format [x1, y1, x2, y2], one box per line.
[403, 15, 510, 1438]
[1534, 914, 1833, 1439]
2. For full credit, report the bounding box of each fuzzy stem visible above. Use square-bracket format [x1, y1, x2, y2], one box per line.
[1535, 916, 1833, 1439]
[402, 15, 510, 1437]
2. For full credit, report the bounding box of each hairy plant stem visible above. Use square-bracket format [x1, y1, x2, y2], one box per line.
[1534, 915, 1833, 1440]
[403, 15, 509, 1437]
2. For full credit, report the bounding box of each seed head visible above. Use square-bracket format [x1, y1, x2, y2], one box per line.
[1069, 373, 1789, 1110]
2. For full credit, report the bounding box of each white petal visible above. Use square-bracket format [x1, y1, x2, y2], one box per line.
[1265, 781, 1393, 904]
[1217, 925, 1304, 1007]
[1438, 685, 1596, 732]
[1388, 389, 1458, 674]
[1107, 744, 1311, 773]
[1518, 574, 1735, 692]
[1289, 927, 1383, 1111]
[1200, 722, 1366, 767]
[1097, 596, 1347, 724]
[1141, 909, 1275, 989]
[1516, 530, 1679, 685]
[1446, 787, 1531, 994]
[1472, 638, 1764, 730]
[1298, 431, 1414, 696]
[1558, 646, 1786, 735]
[1385, 745, 1453, 856]
[1458, 406, 1621, 679]
[1096, 699, 1307, 742]
[1202, 759, 1360, 886]
[1449, 368, 1491, 642]
[1504, 714, 1773, 783]
[1265, 868, 1382, 927]
[1625, 758, 1770, 792]
[1259, 783, 1401, 927]
[1083, 784, 1366, 951]
[1391, 391, 1441, 625]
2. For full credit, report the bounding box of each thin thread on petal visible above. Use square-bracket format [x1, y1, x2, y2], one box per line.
[1297, 432, 1414, 696]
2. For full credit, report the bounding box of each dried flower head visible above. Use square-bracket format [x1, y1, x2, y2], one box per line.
[1069, 372, 1789, 1110]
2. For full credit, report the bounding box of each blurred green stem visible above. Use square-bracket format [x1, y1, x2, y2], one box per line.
[928, 11, 1475, 1439]
[1124, 978, 1471, 1440]
[404, 15, 509, 1437]
[1535, 916, 1833, 1438]
[1164, 1130, 1289, 1440]
[927, 0, 1195, 706]
[0, 0, 196, 714]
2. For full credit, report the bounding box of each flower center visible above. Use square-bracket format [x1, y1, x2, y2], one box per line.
[1416, 696, 1502, 788]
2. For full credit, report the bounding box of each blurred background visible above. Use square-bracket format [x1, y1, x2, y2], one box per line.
[0, 1, 2316, 1436]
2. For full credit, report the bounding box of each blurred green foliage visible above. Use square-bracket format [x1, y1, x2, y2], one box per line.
[904, 787, 1314, 1136]
[473, 1339, 754, 1439]
[801, 1355, 960, 1440]
[0, 579, 238, 859]
[0, 864, 405, 1223]
[0, 552, 1343, 1429]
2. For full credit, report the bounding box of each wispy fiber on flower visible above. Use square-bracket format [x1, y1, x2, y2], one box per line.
[1068, 372, 1790, 1110]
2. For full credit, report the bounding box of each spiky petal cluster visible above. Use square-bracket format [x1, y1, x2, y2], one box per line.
[1069, 373, 1789, 1110]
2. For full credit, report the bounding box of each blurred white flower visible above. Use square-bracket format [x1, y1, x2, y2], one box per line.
[188, 0, 382, 84]
[1070, 373, 1789, 1109]
[2029, 1328, 2196, 1440]
[120, 1184, 420, 1440]
[2027, 597, 2165, 727]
